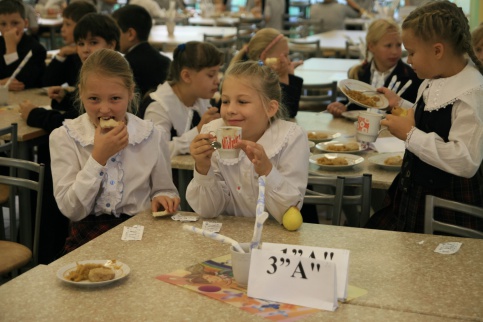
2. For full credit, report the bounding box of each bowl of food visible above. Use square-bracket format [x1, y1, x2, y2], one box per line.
[339, 79, 389, 109]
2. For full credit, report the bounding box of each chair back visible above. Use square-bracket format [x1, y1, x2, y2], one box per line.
[337, 174, 372, 227]
[424, 195, 483, 239]
[304, 176, 344, 222]
[203, 34, 237, 71]
[0, 157, 45, 266]
[289, 39, 320, 60]
[0, 123, 18, 241]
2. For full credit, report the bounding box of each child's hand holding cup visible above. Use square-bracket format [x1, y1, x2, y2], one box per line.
[215, 126, 242, 159]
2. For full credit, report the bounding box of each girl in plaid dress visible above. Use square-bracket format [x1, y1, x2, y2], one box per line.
[366, 0, 483, 233]
[50, 49, 180, 253]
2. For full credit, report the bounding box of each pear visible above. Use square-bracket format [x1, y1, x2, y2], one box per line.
[392, 106, 408, 117]
[282, 203, 303, 231]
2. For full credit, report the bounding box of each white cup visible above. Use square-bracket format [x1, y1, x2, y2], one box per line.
[0, 86, 8, 106]
[355, 112, 385, 142]
[230, 242, 251, 288]
[216, 126, 242, 159]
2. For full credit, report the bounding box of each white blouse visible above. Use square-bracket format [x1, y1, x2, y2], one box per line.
[144, 82, 211, 158]
[49, 113, 179, 222]
[407, 61, 483, 178]
[186, 118, 310, 223]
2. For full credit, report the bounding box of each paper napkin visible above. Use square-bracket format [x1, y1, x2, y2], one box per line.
[370, 137, 405, 153]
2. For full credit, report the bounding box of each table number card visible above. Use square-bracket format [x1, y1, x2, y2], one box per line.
[262, 243, 350, 300]
[247, 248, 338, 311]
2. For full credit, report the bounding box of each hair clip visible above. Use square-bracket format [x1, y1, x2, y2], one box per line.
[258, 60, 264, 66]
[177, 43, 186, 53]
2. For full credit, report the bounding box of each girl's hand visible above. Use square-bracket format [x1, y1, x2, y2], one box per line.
[268, 54, 291, 84]
[151, 195, 180, 214]
[326, 101, 347, 117]
[381, 108, 415, 140]
[48, 86, 66, 103]
[3, 78, 24, 91]
[18, 99, 37, 120]
[91, 122, 129, 165]
[377, 87, 402, 110]
[197, 107, 220, 132]
[190, 133, 216, 175]
[236, 140, 272, 176]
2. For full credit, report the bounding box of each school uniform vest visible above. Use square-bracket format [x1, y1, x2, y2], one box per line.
[399, 98, 453, 190]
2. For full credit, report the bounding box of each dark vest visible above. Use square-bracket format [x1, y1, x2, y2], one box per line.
[399, 97, 454, 190]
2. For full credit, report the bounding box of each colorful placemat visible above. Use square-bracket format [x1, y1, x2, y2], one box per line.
[156, 254, 320, 321]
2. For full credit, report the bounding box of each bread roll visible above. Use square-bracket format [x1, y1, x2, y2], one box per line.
[265, 57, 278, 66]
[88, 267, 115, 282]
[99, 118, 119, 129]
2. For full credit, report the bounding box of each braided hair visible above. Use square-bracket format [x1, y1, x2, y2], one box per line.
[402, 0, 483, 75]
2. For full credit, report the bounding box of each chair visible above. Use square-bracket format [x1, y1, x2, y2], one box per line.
[303, 176, 345, 223]
[235, 17, 264, 49]
[424, 195, 483, 239]
[300, 81, 338, 109]
[0, 123, 18, 241]
[0, 157, 45, 277]
[203, 34, 237, 71]
[289, 39, 321, 60]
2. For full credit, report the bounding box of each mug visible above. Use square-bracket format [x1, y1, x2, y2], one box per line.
[216, 126, 242, 159]
[355, 112, 385, 142]
[0, 86, 8, 106]
[230, 242, 251, 288]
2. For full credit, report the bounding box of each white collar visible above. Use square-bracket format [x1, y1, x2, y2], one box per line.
[150, 82, 210, 134]
[370, 60, 396, 88]
[63, 113, 154, 147]
[419, 60, 483, 111]
[201, 118, 298, 166]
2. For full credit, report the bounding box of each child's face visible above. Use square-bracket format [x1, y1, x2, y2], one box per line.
[402, 29, 436, 79]
[0, 12, 27, 38]
[61, 18, 76, 45]
[77, 33, 116, 62]
[80, 72, 132, 127]
[220, 76, 278, 143]
[369, 31, 402, 72]
[185, 66, 221, 100]
[474, 38, 483, 64]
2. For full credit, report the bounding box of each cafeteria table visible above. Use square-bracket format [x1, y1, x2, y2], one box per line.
[1, 212, 481, 321]
[149, 25, 237, 49]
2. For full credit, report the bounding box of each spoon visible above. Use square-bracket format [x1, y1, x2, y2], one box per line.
[211, 141, 222, 150]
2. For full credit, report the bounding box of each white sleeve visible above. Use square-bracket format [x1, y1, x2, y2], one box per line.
[170, 126, 198, 158]
[407, 92, 483, 178]
[49, 128, 105, 221]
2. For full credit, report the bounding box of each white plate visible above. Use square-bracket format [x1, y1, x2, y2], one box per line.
[309, 153, 364, 170]
[307, 130, 341, 144]
[339, 79, 389, 110]
[57, 260, 130, 287]
[316, 141, 367, 154]
[341, 110, 360, 121]
[368, 153, 404, 170]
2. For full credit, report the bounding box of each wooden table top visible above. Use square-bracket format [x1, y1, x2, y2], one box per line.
[1, 212, 480, 321]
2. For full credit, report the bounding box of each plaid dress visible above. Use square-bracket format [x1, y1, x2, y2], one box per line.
[366, 98, 483, 233]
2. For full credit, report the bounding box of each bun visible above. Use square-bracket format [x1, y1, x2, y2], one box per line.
[99, 118, 119, 129]
[265, 57, 278, 66]
[392, 106, 408, 117]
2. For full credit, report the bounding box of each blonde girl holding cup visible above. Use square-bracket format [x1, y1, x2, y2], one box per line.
[187, 61, 309, 223]
[366, 1, 483, 233]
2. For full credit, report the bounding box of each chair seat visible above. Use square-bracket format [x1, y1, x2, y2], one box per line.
[0, 241, 32, 275]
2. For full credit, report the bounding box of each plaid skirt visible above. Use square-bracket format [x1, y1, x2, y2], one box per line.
[366, 173, 483, 233]
[63, 213, 132, 255]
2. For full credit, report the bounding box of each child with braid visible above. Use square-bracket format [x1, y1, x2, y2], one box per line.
[366, 0, 483, 233]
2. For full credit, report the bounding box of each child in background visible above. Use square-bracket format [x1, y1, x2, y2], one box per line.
[472, 23, 483, 64]
[186, 61, 309, 223]
[50, 49, 179, 253]
[42, 1, 97, 87]
[141, 41, 223, 158]
[366, 0, 483, 233]
[18, 13, 120, 263]
[0, 0, 46, 90]
[327, 19, 421, 117]
[112, 4, 171, 98]
[231, 28, 303, 118]
[309, 0, 360, 33]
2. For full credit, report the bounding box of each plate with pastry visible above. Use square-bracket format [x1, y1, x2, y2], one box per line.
[339, 79, 389, 110]
[57, 259, 130, 287]
[368, 152, 404, 170]
[309, 153, 364, 170]
[315, 141, 367, 154]
[306, 130, 341, 144]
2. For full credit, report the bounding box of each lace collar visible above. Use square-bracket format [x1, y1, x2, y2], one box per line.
[201, 118, 297, 166]
[63, 113, 154, 147]
[418, 61, 483, 112]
